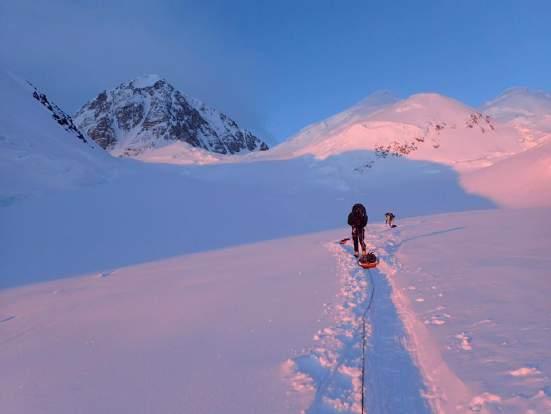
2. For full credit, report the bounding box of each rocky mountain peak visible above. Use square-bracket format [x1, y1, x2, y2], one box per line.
[74, 76, 269, 156]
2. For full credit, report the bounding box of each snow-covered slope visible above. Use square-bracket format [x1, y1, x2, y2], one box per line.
[481, 87, 551, 123]
[0, 71, 113, 201]
[481, 88, 551, 147]
[277, 91, 399, 153]
[133, 141, 224, 165]
[379, 209, 551, 414]
[2, 208, 549, 414]
[74, 74, 269, 157]
[272, 93, 525, 170]
[462, 141, 551, 207]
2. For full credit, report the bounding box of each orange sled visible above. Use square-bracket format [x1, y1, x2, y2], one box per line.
[358, 253, 378, 269]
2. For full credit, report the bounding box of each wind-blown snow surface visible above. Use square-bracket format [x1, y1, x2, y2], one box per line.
[382, 209, 551, 413]
[0, 234, 339, 413]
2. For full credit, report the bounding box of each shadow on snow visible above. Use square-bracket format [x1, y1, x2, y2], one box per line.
[1, 150, 494, 288]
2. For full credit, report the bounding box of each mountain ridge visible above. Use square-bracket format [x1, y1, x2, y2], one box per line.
[74, 75, 269, 157]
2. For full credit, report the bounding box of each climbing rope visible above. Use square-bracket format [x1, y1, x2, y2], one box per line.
[314, 243, 376, 413]
[360, 267, 376, 414]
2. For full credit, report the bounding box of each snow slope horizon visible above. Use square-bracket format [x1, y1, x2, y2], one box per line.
[2, 209, 548, 413]
[0, 149, 494, 289]
[0, 71, 116, 202]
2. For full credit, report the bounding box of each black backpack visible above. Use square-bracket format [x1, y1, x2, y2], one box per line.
[352, 203, 366, 217]
[351, 203, 368, 227]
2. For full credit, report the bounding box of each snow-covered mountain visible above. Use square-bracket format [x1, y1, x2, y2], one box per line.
[273, 90, 399, 155]
[0, 71, 112, 200]
[481, 87, 551, 122]
[481, 87, 551, 147]
[74, 74, 269, 157]
[271, 92, 524, 170]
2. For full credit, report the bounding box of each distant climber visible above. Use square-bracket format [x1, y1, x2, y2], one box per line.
[385, 212, 396, 228]
[348, 203, 368, 257]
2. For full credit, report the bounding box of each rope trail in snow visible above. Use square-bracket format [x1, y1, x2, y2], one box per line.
[360, 267, 375, 414]
[296, 241, 378, 413]
[311, 244, 377, 412]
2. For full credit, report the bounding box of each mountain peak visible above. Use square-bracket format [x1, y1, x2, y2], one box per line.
[74, 76, 269, 156]
[481, 87, 551, 122]
[404, 92, 464, 105]
[352, 90, 400, 114]
[371, 92, 475, 123]
[130, 74, 164, 89]
[357, 90, 398, 105]
[500, 86, 550, 98]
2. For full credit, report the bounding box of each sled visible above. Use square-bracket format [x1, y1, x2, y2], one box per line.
[358, 252, 379, 269]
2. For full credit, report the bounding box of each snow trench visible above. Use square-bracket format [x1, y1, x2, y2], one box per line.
[285, 236, 431, 413]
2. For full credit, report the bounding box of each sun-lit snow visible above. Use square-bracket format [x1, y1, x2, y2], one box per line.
[1, 71, 550, 414]
[130, 73, 163, 89]
[268, 93, 526, 173]
[481, 88, 551, 149]
[462, 141, 551, 207]
[132, 140, 225, 165]
[481, 87, 551, 123]
[384, 209, 551, 413]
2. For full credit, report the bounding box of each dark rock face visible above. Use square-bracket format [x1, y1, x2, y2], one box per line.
[29, 83, 89, 145]
[74, 76, 269, 156]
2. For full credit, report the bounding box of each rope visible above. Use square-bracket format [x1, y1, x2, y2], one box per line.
[361, 267, 376, 414]
[313, 242, 376, 412]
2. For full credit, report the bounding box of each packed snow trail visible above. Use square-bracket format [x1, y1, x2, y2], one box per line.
[363, 268, 431, 413]
[287, 235, 431, 413]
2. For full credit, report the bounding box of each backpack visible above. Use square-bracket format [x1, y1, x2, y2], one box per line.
[351, 203, 368, 227]
[352, 203, 366, 218]
[364, 252, 377, 263]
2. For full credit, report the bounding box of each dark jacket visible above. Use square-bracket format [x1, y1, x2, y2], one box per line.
[348, 204, 368, 228]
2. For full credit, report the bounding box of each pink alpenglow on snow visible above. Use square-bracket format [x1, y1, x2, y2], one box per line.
[1, 67, 551, 414]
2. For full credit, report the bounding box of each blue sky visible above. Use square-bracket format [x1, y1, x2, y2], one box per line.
[1, 0, 550, 142]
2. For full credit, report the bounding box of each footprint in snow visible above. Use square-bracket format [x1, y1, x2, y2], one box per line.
[424, 314, 450, 326]
[455, 332, 473, 351]
[0, 316, 16, 324]
[509, 367, 541, 377]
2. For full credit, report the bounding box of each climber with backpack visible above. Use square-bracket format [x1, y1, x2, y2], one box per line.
[385, 212, 396, 228]
[347, 203, 368, 258]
